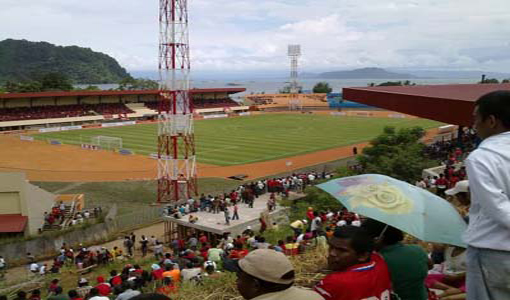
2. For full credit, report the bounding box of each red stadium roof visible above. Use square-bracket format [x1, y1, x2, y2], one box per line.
[343, 83, 510, 125]
[0, 214, 28, 233]
[0, 88, 246, 99]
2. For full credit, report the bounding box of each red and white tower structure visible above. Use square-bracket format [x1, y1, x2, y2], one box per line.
[157, 0, 197, 203]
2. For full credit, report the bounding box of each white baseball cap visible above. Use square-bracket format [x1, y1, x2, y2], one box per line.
[445, 180, 469, 196]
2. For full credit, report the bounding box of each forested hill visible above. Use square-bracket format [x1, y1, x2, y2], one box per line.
[0, 39, 132, 84]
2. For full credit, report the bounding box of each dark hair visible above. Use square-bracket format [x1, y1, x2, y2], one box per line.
[30, 290, 40, 296]
[333, 225, 374, 255]
[54, 287, 63, 295]
[89, 288, 99, 296]
[131, 293, 171, 300]
[163, 277, 173, 285]
[362, 219, 404, 245]
[16, 291, 26, 298]
[476, 90, 510, 129]
[68, 290, 79, 298]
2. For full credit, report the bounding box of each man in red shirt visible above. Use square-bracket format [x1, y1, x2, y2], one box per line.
[94, 276, 111, 296]
[435, 174, 449, 197]
[314, 226, 392, 300]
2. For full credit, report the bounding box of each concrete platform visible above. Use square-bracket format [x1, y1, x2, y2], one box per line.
[162, 192, 302, 236]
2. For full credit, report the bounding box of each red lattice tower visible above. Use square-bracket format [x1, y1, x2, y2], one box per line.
[157, 0, 197, 203]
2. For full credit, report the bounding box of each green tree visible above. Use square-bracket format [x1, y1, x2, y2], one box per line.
[313, 82, 333, 93]
[3, 80, 43, 93]
[377, 81, 416, 87]
[502, 79, 509, 83]
[118, 78, 158, 90]
[357, 126, 434, 182]
[278, 84, 302, 94]
[38, 72, 74, 91]
[479, 78, 499, 84]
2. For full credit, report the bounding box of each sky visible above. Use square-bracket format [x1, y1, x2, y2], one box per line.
[1, 0, 510, 75]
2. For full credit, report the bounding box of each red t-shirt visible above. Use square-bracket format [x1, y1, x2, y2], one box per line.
[152, 269, 164, 280]
[435, 178, 448, 189]
[314, 253, 392, 300]
[94, 283, 111, 296]
[229, 249, 249, 259]
[111, 275, 122, 286]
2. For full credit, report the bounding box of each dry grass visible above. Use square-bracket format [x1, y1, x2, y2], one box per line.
[12, 245, 328, 300]
[173, 246, 328, 300]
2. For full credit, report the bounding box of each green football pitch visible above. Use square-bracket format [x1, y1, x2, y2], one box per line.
[32, 114, 441, 166]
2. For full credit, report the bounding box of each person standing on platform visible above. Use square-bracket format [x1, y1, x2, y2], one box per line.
[224, 207, 231, 225]
[232, 203, 240, 220]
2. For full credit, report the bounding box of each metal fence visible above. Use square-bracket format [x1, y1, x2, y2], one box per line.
[109, 206, 163, 231]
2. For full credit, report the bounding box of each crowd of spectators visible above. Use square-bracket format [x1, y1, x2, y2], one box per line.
[42, 202, 102, 232]
[143, 98, 239, 112]
[165, 171, 332, 225]
[3, 90, 510, 300]
[0, 104, 134, 122]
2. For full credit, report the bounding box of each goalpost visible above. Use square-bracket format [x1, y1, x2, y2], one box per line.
[91, 136, 123, 150]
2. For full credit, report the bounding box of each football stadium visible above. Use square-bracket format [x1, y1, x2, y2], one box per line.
[2, 0, 510, 298]
[0, 88, 441, 182]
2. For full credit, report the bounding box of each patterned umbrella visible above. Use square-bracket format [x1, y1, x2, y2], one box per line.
[318, 174, 467, 247]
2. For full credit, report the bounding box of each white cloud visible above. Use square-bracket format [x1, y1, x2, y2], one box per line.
[1, 0, 510, 73]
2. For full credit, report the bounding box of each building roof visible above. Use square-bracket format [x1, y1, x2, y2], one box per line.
[0, 88, 246, 100]
[0, 214, 28, 233]
[342, 83, 510, 125]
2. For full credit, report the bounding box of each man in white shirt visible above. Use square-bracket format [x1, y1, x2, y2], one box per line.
[29, 262, 39, 273]
[464, 91, 510, 300]
[39, 263, 47, 275]
[0, 256, 5, 278]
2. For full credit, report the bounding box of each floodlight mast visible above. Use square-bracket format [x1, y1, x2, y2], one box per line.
[288, 45, 301, 110]
[157, 0, 198, 203]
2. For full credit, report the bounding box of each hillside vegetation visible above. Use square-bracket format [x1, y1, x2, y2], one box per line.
[0, 39, 132, 84]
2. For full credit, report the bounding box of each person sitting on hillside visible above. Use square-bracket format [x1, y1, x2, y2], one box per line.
[76, 278, 93, 299]
[162, 264, 180, 284]
[47, 287, 67, 300]
[314, 226, 392, 300]
[157, 277, 178, 297]
[115, 281, 141, 300]
[94, 276, 111, 297]
[236, 249, 324, 300]
[28, 290, 41, 300]
[87, 288, 109, 300]
[181, 262, 202, 282]
[362, 219, 431, 300]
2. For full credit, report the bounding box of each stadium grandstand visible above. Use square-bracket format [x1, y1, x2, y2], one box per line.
[0, 88, 247, 131]
[244, 93, 330, 111]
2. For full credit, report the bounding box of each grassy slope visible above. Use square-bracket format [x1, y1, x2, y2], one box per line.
[32, 114, 441, 166]
[33, 178, 241, 215]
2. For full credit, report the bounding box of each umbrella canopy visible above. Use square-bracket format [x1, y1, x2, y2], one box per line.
[318, 174, 467, 247]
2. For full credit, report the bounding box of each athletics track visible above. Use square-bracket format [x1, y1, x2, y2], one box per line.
[0, 111, 442, 182]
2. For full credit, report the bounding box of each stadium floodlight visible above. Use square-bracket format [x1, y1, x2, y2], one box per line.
[288, 44, 301, 57]
[288, 44, 302, 110]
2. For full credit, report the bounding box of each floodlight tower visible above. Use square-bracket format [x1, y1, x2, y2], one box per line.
[157, 0, 197, 203]
[288, 45, 302, 110]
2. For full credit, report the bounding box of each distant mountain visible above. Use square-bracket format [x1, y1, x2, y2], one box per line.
[0, 39, 132, 84]
[316, 67, 416, 79]
[399, 69, 510, 79]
